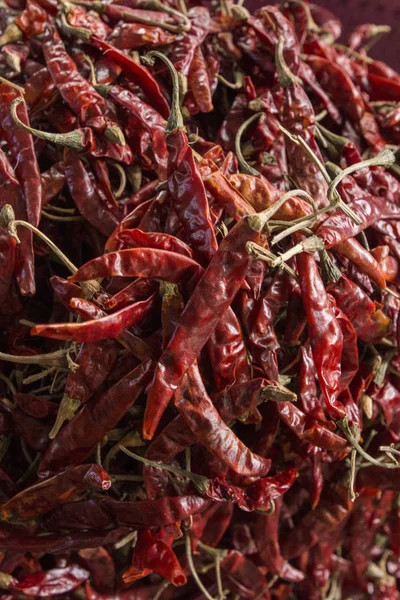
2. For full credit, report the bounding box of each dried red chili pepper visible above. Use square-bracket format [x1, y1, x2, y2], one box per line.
[2, 464, 111, 521]
[38, 359, 153, 476]
[296, 237, 345, 421]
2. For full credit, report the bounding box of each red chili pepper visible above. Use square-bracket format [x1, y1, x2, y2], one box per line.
[255, 497, 304, 582]
[306, 55, 365, 121]
[0, 84, 43, 228]
[45, 494, 211, 531]
[89, 37, 170, 119]
[2, 464, 111, 521]
[125, 529, 186, 586]
[175, 363, 271, 477]
[38, 359, 153, 476]
[142, 214, 261, 440]
[63, 149, 120, 237]
[108, 22, 176, 50]
[10, 565, 90, 597]
[328, 275, 391, 343]
[296, 240, 346, 421]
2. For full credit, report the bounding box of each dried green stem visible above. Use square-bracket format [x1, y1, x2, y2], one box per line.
[216, 71, 244, 89]
[0, 350, 68, 368]
[327, 149, 395, 205]
[119, 446, 210, 493]
[11, 97, 85, 151]
[275, 36, 302, 87]
[247, 189, 316, 233]
[142, 51, 184, 133]
[338, 416, 400, 469]
[185, 531, 217, 600]
[235, 112, 264, 176]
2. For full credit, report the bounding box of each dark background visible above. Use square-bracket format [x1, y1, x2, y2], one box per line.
[244, 0, 400, 69]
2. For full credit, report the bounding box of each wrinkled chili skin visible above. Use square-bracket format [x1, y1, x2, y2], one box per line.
[38, 360, 153, 477]
[296, 241, 345, 421]
[143, 217, 260, 440]
[167, 129, 218, 265]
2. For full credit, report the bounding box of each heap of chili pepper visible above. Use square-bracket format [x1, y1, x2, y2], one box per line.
[0, 0, 400, 597]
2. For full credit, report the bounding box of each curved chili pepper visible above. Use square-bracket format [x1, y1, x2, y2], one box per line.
[335, 236, 386, 289]
[306, 55, 365, 121]
[256, 497, 304, 582]
[63, 149, 120, 237]
[64, 339, 120, 407]
[38, 359, 153, 476]
[42, 27, 123, 141]
[70, 247, 203, 285]
[89, 37, 169, 119]
[0, 525, 130, 553]
[126, 529, 186, 586]
[249, 5, 300, 75]
[170, 6, 210, 76]
[108, 22, 176, 49]
[32, 294, 156, 342]
[188, 46, 213, 113]
[175, 363, 271, 477]
[328, 275, 391, 343]
[98, 85, 168, 180]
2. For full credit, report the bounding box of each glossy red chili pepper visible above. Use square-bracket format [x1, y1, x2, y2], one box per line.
[10, 564, 90, 596]
[32, 294, 156, 342]
[126, 529, 186, 586]
[63, 149, 121, 237]
[109, 22, 176, 50]
[306, 55, 365, 121]
[90, 37, 169, 119]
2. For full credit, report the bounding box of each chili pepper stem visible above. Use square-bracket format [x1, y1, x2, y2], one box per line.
[11, 97, 85, 152]
[3, 211, 77, 275]
[59, 13, 92, 42]
[142, 52, 185, 134]
[0, 23, 22, 47]
[348, 448, 359, 502]
[235, 112, 264, 176]
[246, 242, 298, 279]
[119, 446, 210, 493]
[338, 416, 400, 469]
[319, 249, 342, 283]
[217, 71, 244, 90]
[184, 530, 217, 600]
[246, 189, 316, 232]
[104, 125, 126, 146]
[0, 350, 68, 368]
[273, 236, 325, 268]
[49, 395, 81, 439]
[275, 36, 302, 87]
[0, 76, 24, 94]
[327, 149, 396, 204]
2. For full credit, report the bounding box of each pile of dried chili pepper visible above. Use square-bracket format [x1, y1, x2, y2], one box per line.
[0, 0, 400, 597]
